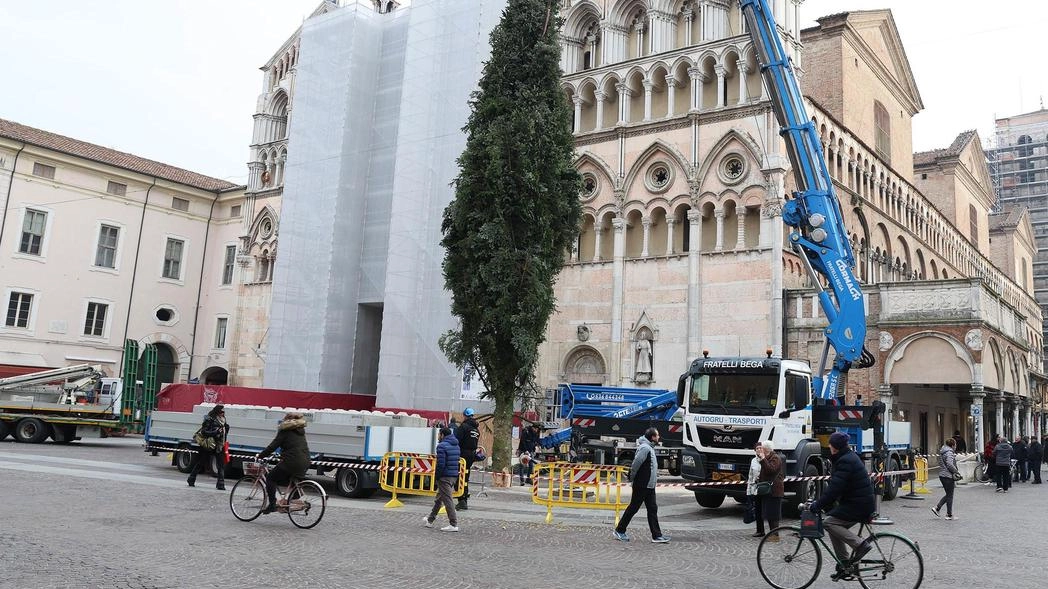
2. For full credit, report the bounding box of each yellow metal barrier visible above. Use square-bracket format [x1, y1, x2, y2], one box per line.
[379, 452, 466, 508]
[531, 462, 628, 524]
[913, 456, 931, 494]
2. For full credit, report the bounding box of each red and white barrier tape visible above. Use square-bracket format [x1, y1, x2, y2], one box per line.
[149, 445, 434, 474]
[527, 468, 916, 490]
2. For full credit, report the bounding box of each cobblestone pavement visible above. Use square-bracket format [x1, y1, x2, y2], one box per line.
[2, 437, 1045, 589]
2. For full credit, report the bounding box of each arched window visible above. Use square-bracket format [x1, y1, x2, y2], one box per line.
[874, 101, 891, 164]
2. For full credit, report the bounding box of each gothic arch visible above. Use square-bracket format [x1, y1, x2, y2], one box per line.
[575, 151, 618, 188]
[622, 139, 692, 195]
[563, 0, 604, 39]
[695, 128, 765, 185]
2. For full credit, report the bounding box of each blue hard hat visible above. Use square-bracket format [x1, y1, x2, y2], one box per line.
[463, 407, 475, 417]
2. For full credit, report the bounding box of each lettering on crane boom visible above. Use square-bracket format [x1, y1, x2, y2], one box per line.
[583, 393, 626, 401]
[835, 259, 862, 301]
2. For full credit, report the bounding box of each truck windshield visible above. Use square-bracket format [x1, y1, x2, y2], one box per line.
[689, 373, 779, 415]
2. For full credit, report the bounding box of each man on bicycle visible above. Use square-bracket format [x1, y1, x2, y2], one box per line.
[809, 432, 875, 579]
[257, 412, 310, 514]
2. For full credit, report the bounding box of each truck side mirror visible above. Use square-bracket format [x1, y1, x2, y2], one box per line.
[676, 374, 687, 408]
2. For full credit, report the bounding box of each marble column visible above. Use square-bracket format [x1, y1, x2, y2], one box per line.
[996, 393, 1005, 439]
[737, 59, 750, 103]
[641, 217, 651, 257]
[714, 209, 725, 251]
[970, 386, 985, 452]
[572, 95, 583, 134]
[665, 76, 677, 117]
[666, 218, 677, 255]
[642, 79, 654, 122]
[616, 82, 630, 124]
[687, 209, 703, 360]
[736, 208, 747, 249]
[715, 65, 727, 108]
[594, 90, 606, 131]
[688, 67, 706, 111]
[593, 227, 604, 262]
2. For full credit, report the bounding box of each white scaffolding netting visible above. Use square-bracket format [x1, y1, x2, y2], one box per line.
[267, 0, 505, 412]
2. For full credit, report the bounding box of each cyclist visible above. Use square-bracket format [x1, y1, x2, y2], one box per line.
[809, 432, 875, 580]
[256, 412, 310, 514]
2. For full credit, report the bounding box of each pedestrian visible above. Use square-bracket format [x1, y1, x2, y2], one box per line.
[932, 437, 960, 520]
[1013, 435, 1028, 483]
[983, 435, 998, 486]
[187, 404, 229, 490]
[993, 435, 1013, 493]
[757, 440, 785, 541]
[952, 430, 967, 454]
[518, 423, 541, 457]
[1029, 437, 1043, 484]
[454, 407, 480, 510]
[424, 427, 461, 532]
[613, 428, 670, 544]
[746, 443, 765, 538]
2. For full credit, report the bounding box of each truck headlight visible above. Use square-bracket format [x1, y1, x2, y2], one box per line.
[682, 455, 696, 467]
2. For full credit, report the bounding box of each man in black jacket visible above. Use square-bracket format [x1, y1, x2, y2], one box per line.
[810, 432, 876, 580]
[455, 408, 480, 510]
[1029, 438, 1043, 484]
[1013, 436, 1029, 483]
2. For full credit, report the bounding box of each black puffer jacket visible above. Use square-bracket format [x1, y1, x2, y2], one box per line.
[811, 447, 875, 522]
[258, 417, 310, 478]
[1029, 440, 1044, 462]
[199, 415, 228, 445]
[456, 418, 480, 455]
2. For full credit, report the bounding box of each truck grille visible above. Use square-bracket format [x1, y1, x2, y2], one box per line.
[696, 426, 762, 450]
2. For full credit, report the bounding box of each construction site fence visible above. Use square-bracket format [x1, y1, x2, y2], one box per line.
[531, 461, 629, 524]
[379, 452, 466, 508]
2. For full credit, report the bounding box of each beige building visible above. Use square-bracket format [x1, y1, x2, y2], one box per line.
[544, 1, 1044, 451]
[0, 119, 245, 385]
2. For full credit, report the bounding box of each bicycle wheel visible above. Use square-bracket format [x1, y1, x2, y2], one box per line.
[974, 461, 987, 482]
[856, 532, 924, 589]
[230, 476, 266, 522]
[756, 526, 822, 589]
[287, 480, 327, 529]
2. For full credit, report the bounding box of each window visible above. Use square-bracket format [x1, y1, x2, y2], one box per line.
[32, 162, 55, 179]
[214, 317, 228, 349]
[230, 204, 242, 218]
[874, 101, 891, 164]
[95, 225, 120, 268]
[5, 292, 33, 328]
[221, 245, 236, 285]
[171, 197, 190, 212]
[106, 181, 127, 196]
[84, 302, 108, 337]
[19, 209, 47, 255]
[969, 204, 978, 244]
[163, 238, 184, 279]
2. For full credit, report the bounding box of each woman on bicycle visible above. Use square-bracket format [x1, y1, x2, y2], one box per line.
[257, 412, 310, 513]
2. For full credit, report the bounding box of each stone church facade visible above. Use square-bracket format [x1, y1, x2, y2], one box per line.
[542, 1, 1046, 451]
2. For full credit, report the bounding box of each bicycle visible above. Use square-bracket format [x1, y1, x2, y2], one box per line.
[229, 458, 327, 529]
[756, 508, 923, 589]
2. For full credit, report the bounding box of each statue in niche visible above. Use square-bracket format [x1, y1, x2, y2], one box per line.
[634, 328, 653, 382]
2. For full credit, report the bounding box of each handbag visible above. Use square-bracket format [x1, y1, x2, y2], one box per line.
[193, 430, 216, 451]
[952, 471, 963, 481]
[743, 497, 757, 524]
[754, 480, 773, 496]
[799, 508, 824, 538]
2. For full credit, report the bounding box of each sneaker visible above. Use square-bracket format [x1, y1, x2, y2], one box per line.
[945, 515, 957, 521]
[931, 507, 941, 518]
[752, 532, 765, 538]
[423, 517, 433, 528]
[613, 530, 630, 542]
[440, 525, 459, 532]
[996, 488, 1003, 493]
[651, 536, 671, 543]
[1004, 489, 1009, 493]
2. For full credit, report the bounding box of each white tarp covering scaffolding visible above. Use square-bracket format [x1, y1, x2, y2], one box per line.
[266, 0, 505, 412]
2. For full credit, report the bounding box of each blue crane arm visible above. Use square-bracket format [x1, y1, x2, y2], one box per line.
[739, 0, 874, 400]
[558, 384, 680, 421]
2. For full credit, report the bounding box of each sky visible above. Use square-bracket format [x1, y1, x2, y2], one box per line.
[0, 0, 1045, 182]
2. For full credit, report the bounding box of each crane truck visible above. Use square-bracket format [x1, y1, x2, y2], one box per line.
[0, 364, 123, 443]
[674, 0, 913, 511]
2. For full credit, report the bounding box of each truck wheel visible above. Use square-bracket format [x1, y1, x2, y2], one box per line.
[208, 454, 230, 478]
[882, 457, 901, 500]
[788, 463, 822, 516]
[694, 492, 725, 508]
[336, 467, 376, 498]
[174, 446, 195, 473]
[0, 420, 10, 441]
[14, 418, 51, 443]
[668, 464, 682, 477]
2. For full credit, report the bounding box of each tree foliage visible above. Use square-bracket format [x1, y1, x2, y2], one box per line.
[440, 0, 581, 472]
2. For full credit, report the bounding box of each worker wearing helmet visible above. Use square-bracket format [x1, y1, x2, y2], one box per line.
[454, 407, 480, 510]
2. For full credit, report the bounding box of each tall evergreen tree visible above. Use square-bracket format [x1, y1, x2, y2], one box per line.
[440, 0, 581, 473]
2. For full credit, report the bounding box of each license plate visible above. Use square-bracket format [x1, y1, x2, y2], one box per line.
[716, 463, 734, 471]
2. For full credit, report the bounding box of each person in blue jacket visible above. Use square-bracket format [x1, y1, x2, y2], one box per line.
[424, 427, 461, 532]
